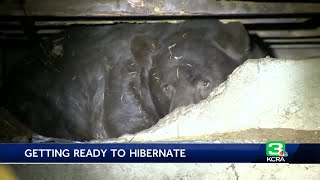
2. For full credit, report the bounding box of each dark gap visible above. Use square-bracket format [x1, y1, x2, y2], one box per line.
[1, 47, 6, 86]
[0, 39, 38, 48]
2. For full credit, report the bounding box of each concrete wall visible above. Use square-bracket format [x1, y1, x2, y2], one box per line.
[9, 57, 320, 179]
[11, 164, 320, 180]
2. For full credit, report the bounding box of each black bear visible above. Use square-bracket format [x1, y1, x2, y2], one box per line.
[4, 20, 268, 141]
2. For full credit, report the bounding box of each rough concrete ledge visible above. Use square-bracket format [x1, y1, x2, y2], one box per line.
[11, 163, 320, 180]
[93, 57, 320, 143]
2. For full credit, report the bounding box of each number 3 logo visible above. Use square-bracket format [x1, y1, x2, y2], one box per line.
[266, 141, 286, 156]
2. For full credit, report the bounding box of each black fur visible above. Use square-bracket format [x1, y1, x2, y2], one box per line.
[4, 20, 268, 141]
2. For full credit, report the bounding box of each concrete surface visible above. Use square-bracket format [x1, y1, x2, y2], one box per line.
[11, 164, 320, 180]
[10, 57, 320, 180]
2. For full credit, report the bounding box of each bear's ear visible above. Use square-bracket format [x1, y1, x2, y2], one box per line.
[131, 35, 158, 71]
[211, 21, 251, 62]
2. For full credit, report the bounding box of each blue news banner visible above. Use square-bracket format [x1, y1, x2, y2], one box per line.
[0, 143, 319, 163]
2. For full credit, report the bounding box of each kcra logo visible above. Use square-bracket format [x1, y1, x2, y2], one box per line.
[266, 141, 288, 163]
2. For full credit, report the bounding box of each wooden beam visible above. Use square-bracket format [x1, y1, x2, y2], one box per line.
[0, 29, 62, 34]
[264, 38, 320, 43]
[220, 18, 310, 24]
[32, 18, 311, 26]
[250, 28, 320, 38]
[270, 44, 320, 48]
[1, 0, 320, 17]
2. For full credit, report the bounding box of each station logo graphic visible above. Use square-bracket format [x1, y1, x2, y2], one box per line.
[266, 141, 288, 162]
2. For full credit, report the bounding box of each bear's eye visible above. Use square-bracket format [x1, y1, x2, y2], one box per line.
[198, 79, 210, 88]
[160, 83, 175, 98]
[161, 83, 173, 92]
